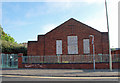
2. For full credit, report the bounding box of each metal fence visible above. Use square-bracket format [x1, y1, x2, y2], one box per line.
[0, 54, 18, 68]
[22, 54, 120, 64]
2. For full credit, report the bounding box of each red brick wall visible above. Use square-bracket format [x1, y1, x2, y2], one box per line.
[27, 18, 109, 56]
[101, 32, 109, 54]
[27, 41, 38, 56]
[18, 53, 23, 68]
[111, 50, 120, 54]
[37, 35, 45, 56]
[21, 63, 119, 69]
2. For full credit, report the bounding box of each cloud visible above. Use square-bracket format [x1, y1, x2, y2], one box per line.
[12, 20, 32, 26]
[82, 7, 107, 32]
[83, 0, 104, 4]
[85, 17, 107, 32]
[25, 2, 73, 18]
[42, 0, 104, 4]
[26, 24, 58, 42]
[1, 0, 119, 3]
[24, 1, 112, 19]
[25, 4, 47, 18]
[24, 1, 108, 19]
[25, 8, 38, 18]
[28, 37, 37, 41]
[7, 20, 31, 26]
[2, 18, 32, 30]
[45, 2, 73, 10]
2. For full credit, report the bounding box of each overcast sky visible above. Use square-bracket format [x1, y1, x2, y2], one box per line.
[1, 0, 119, 48]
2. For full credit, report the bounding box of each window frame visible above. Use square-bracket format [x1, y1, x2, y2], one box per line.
[67, 36, 78, 54]
[83, 39, 90, 54]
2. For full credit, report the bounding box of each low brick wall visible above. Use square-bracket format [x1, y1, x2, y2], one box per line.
[21, 62, 119, 69]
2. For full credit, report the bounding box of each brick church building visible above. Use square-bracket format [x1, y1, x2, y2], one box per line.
[27, 18, 109, 56]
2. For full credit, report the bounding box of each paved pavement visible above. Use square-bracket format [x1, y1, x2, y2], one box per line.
[1, 69, 120, 77]
[0, 69, 120, 81]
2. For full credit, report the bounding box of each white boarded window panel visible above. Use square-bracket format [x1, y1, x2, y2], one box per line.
[67, 36, 78, 54]
[56, 40, 62, 54]
[83, 39, 90, 54]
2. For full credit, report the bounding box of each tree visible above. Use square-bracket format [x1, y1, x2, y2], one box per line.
[0, 25, 27, 56]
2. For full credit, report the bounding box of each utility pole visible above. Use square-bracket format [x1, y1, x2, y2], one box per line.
[105, 0, 112, 71]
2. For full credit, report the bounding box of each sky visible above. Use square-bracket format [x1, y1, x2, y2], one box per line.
[1, 0, 119, 48]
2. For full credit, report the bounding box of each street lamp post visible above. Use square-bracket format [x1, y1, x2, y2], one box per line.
[89, 35, 95, 71]
[105, 0, 112, 71]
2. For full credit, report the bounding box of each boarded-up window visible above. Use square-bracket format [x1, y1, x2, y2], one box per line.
[56, 40, 62, 54]
[83, 39, 90, 54]
[67, 36, 78, 54]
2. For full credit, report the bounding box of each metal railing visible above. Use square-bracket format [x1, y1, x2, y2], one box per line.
[22, 54, 120, 64]
[0, 54, 18, 68]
